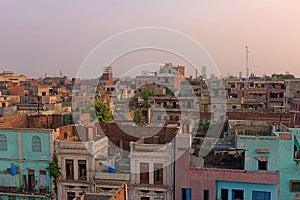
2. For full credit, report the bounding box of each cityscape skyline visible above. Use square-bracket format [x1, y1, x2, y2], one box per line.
[1, 0, 300, 78]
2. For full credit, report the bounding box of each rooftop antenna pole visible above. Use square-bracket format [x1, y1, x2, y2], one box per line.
[246, 46, 249, 79]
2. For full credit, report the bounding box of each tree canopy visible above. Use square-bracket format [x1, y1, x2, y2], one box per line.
[133, 109, 146, 125]
[94, 100, 113, 123]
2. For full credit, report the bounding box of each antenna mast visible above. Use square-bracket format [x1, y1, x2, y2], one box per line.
[246, 46, 249, 79]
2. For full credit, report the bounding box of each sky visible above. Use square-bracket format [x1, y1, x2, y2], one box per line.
[0, 0, 300, 78]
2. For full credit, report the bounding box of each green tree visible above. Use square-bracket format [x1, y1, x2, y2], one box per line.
[203, 121, 210, 132]
[140, 89, 153, 108]
[49, 155, 61, 199]
[83, 100, 113, 122]
[133, 109, 146, 125]
[94, 100, 113, 122]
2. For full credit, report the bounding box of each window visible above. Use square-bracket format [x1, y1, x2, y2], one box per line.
[64, 132, 68, 139]
[232, 190, 244, 200]
[141, 197, 150, 200]
[39, 170, 47, 186]
[8, 196, 16, 200]
[140, 163, 149, 184]
[203, 190, 209, 200]
[291, 181, 300, 192]
[256, 156, 268, 170]
[0, 134, 7, 151]
[66, 159, 74, 180]
[252, 191, 271, 200]
[78, 160, 87, 180]
[258, 161, 267, 170]
[32, 136, 41, 152]
[154, 163, 163, 185]
[187, 102, 192, 109]
[157, 116, 161, 121]
[181, 188, 191, 200]
[67, 192, 75, 200]
[27, 170, 35, 190]
[221, 189, 228, 200]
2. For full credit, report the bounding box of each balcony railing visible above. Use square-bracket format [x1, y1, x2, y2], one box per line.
[0, 186, 50, 196]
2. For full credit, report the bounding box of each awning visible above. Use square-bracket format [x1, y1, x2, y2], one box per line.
[255, 156, 268, 162]
[256, 149, 270, 154]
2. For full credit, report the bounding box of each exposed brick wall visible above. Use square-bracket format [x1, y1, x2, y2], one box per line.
[97, 122, 178, 151]
[0, 114, 27, 128]
[109, 184, 127, 200]
[26, 114, 65, 129]
[227, 112, 295, 127]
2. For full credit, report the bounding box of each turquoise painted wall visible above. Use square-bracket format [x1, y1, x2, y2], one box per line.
[0, 129, 53, 199]
[21, 131, 51, 161]
[0, 195, 44, 200]
[277, 128, 300, 200]
[216, 181, 278, 200]
[237, 135, 279, 172]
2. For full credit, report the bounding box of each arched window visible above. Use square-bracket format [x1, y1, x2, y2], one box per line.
[32, 136, 41, 152]
[0, 134, 7, 151]
[64, 132, 68, 139]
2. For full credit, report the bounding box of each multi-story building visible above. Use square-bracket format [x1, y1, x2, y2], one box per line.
[225, 77, 285, 111]
[135, 63, 185, 90]
[0, 128, 55, 200]
[54, 124, 109, 200]
[274, 125, 300, 200]
[129, 137, 174, 200]
[284, 79, 300, 110]
[176, 120, 281, 200]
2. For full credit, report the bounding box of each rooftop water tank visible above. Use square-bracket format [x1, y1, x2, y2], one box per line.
[10, 165, 17, 175]
[108, 165, 115, 173]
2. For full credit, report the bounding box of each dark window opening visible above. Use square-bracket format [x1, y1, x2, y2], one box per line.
[78, 160, 87, 180]
[27, 170, 34, 191]
[64, 132, 68, 139]
[291, 181, 300, 192]
[258, 161, 267, 170]
[67, 192, 76, 200]
[221, 189, 228, 200]
[232, 189, 244, 200]
[140, 163, 149, 184]
[181, 188, 191, 200]
[66, 159, 74, 180]
[203, 190, 209, 200]
[154, 163, 163, 185]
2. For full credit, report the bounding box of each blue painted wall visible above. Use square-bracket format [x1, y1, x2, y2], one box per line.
[0, 129, 53, 199]
[216, 181, 278, 200]
[237, 135, 279, 172]
[276, 128, 300, 200]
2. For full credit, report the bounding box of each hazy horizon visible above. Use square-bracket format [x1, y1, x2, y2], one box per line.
[1, 0, 300, 78]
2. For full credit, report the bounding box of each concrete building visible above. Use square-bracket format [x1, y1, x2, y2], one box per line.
[291, 99, 300, 127]
[225, 77, 285, 111]
[274, 125, 300, 200]
[175, 120, 281, 200]
[129, 137, 174, 200]
[284, 79, 300, 110]
[0, 128, 55, 200]
[54, 124, 109, 200]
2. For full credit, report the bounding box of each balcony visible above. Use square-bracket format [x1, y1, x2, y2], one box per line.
[0, 186, 50, 197]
